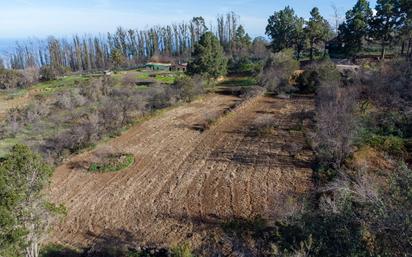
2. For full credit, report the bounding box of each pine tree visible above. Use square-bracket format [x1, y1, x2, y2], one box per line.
[0, 145, 53, 257]
[338, 0, 373, 56]
[187, 32, 227, 78]
[266, 6, 304, 53]
[305, 7, 331, 60]
[370, 0, 403, 59]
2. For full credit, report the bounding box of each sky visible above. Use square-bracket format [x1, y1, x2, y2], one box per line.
[0, 0, 377, 40]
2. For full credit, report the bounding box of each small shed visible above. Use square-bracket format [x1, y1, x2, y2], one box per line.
[145, 62, 172, 71]
[170, 63, 188, 72]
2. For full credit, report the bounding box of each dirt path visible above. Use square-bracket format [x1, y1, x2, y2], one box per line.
[48, 93, 315, 252]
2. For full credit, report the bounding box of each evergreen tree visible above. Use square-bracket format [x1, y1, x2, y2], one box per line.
[234, 25, 252, 56]
[0, 145, 53, 257]
[370, 0, 403, 59]
[293, 17, 307, 59]
[266, 6, 306, 54]
[305, 7, 331, 60]
[187, 32, 227, 78]
[338, 0, 373, 56]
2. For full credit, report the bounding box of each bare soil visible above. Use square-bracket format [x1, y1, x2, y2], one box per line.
[48, 93, 315, 253]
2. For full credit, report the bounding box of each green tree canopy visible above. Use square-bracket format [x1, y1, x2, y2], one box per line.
[370, 0, 403, 59]
[0, 145, 53, 257]
[266, 6, 306, 58]
[305, 7, 332, 60]
[187, 32, 228, 78]
[338, 0, 373, 56]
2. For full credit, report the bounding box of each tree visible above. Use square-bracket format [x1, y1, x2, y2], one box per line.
[338, 0, 373, 56]
[293, 17, 307, 59]
[111, 48, 125, 69]
[187, 32, 227, 78]
[0, 145, 53, 257]
[369, 0, 403, 59]
[305, 7, 332, 60]
[191, 17, 208, 43]
[266, 6, 306, 56]
[234, 25, 252, 57]
[0, 57, 5, 70]
[251, 37, 270, 60]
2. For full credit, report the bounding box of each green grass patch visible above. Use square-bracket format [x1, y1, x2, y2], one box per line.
[35, 75, 88, 96]
[136, 72, 150, 79]
[155, 74, 177, 84]
[89, 153, 135, 173]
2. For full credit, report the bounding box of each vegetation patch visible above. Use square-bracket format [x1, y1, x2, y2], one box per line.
[219, 77, 257, 87]
[222, 216, 267, 236]
[89, 153, 135, 173]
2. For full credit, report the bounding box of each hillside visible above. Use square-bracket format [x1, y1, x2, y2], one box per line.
[47, 93, 315, 254]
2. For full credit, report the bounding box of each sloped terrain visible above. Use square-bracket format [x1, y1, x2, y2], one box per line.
[48, 93, 315, 253]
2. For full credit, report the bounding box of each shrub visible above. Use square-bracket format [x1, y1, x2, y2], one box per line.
[364, 59, 412, 109]
[173, 75, 204, 102]
[40, 65, 66, 81]
[228, 57, 262, 76]
[359, 132, 406, 156]
[122, 72, 137, 86]
[259, 49, 299, 94]
[295, 70, 319, 94]
[312, 84, 358, 169]
[0, 69, 31, 89]
[89, 153, 134, 173]
[297, 59, 341, 94]
[171, 243, 194, 257]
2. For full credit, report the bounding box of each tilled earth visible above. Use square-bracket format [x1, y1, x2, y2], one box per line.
[48, 93, 315, 254]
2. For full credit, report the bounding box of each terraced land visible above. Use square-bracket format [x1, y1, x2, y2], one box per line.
[48, 93, 315, 253]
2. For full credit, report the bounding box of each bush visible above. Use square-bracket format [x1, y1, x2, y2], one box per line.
[172, 75, 205, 102]
[122, 73, 137, 86]
[228, 57, 262, 76]
[89, 153, 134, 173]
[359, 132, 406, 156]
[259, 49, 299, 94]
[364, 59, 412, 109]
[296, 59, 341, 94]
[40, 65, 66, 81]
[312, 84, 358, 169]
[171, 243, 194, 257]
[0, 69, 31, 89]
[273, 163, 412, 257]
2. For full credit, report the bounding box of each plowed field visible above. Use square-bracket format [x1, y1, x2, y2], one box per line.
[48, 93, 315, 253]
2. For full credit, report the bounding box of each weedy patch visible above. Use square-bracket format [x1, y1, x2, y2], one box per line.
[89, 153, 135, 173]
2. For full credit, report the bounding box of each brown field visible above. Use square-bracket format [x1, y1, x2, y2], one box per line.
[48, 93, 315, 253]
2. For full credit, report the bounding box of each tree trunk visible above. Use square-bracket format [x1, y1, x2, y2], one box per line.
[408, 38, 412, 58]
[26, 241, 39, 257]
[310, 41, 314, 61]
[401, 41, 405, 56]
[380, 41, 386, 60]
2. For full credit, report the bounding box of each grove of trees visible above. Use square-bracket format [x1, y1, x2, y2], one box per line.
[265, 0, 412, 60]
[4, 13, 249, 72]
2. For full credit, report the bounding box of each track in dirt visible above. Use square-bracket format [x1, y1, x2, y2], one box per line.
[48, 93, 315, 251]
